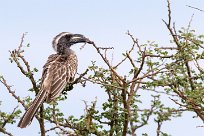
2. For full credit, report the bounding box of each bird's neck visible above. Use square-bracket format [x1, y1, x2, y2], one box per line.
[57, 44, 75, 55]
[64, 48, 75, 55]
[57, 48, 75, 56]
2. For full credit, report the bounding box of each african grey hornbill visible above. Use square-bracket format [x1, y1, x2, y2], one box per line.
[18, 32, 93, 128]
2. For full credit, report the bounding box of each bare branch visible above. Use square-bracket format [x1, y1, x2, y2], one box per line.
[0, 76, 26, 108]
[17, 32, 27, 52]
[91, 42, 124, 85]
[114, 31, 137, 68]
[126, 52, 137, 69]
[167, 0, 171, 27]
[186, 5, 204, 12]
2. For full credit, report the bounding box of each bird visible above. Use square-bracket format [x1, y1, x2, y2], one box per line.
[18, 32, 93, 128]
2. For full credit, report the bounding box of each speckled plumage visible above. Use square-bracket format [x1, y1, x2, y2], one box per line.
[18, 32, 91, 128]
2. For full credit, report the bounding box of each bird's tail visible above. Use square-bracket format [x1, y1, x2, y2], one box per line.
[18, 90, 47, 128]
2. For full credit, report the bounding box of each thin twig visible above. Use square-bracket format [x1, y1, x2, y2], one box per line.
[186, 5, 204, 12]
[17, 32, 27, 52]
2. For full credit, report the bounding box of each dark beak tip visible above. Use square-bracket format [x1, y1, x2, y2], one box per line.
[86, 38, 94, 44]
[87, 40, 94, 44]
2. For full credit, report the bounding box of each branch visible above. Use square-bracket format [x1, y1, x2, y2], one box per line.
[82, 76, 123, 90]
[17, 32, 27, 52]
[167, 0, 171, 27]
[114, 31, 137, 68]
[39, 105, 45, 136]
[0, 76, 26, 108]
[10, 50, 38, 93]
[128, 67, 166, 84]
[162, 0, 180, 47]
[170, 85, 204, 121]
[127, 31, 142, 53]
[91, 42, 124, 85]
[186, 5, 204, 12]
[126, 52, 137, 69]
[145, 54, 173, 58]
[0, 127, 13, 136]
[156, 120, 162, 136]
[155, 47, 178, 50]
[121, 87, 128, 136]
[133, 51, 146, 79]
[72, 69, 89, 85]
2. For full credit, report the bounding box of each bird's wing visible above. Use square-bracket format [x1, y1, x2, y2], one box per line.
[42, 54, 70, 102]
[18, 54, 59, 128]
[18, 54, 75, 128]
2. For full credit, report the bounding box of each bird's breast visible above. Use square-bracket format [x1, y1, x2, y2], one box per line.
[66, 54, 78, 81]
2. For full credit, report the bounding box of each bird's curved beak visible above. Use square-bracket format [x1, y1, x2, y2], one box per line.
[70, 34, 93, 45]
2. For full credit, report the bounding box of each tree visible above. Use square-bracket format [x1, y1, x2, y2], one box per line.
[0, 1, 204, 136]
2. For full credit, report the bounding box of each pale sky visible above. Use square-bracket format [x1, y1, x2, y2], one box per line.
[0, 0, 204, 135]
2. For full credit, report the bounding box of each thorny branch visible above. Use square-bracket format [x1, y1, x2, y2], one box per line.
[114, 31, 137, 68]
[10, 50, 38, 93]
[91, 42, 124, 85]
[0, 77, 26, 108]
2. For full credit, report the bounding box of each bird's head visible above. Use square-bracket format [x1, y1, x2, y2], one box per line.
[52, 32, 93, 53]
